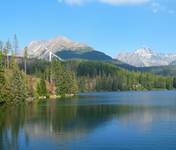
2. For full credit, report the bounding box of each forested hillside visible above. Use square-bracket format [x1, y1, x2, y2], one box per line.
[25, 59, 176, 92]
[67, 61, 175, 92]
[138, 65, 176, 76]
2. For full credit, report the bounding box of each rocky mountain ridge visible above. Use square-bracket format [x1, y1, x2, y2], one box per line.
[117, 48, 176, 67]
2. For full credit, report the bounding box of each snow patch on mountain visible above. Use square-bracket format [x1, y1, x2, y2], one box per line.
[117, 48, 176, 67]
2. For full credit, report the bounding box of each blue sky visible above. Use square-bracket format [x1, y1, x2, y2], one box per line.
[0, 0, 176, 57]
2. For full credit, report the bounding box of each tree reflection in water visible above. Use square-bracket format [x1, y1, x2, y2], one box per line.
[1, 97, 176, 150]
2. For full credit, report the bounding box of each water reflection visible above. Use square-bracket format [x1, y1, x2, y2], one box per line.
[1, 92, 176, 149]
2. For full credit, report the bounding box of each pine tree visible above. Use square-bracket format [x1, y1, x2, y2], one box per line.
[69, 73, 78, 95]
[3, 47, 8, 69]
[0, 52, 5, 103]
[0, 68, 5, 86]
[9, 68, 28, 103]
[3, 40, 11, 69]
[0, 41, 3, 52]
[28, 76, 35, 98]
[0, 51, 5, 86]
[36, 75, 49, 98]
[10, 50, 16, 69]
[0, 50, 11, 103]
[56, 70, 78, 97]
[56, 71, 67, 97]
[0, 69, 6, 103]
[173, 77, 176, 88]
[0, 51, 2, 67]
[24, 47, 28, 74]
[166, 78, 173, 90]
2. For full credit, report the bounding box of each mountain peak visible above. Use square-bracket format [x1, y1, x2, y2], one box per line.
[134, 48, 154, 56]
[117, 48, 176, 67]
[26, 36, 113, 62]
[27, 36, 94, 58]
[50, 36, 73, 43]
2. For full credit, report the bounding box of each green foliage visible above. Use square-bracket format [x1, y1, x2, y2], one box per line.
[67, 60, 175, 92]
[56, 49, 112, 61]
[56, 70, 78, 96]
[0, 56, 28, 104]
[0, 51, 2, 66]
[51, 60, 78, 97]
[0, 67, 6, 103]
[18, 59, 78, 98]
[27, 59, 176, 92]
[173, 77, 176, 88]
[77, 61, 118, 77]
[0, 40, 3, 51]
[0, 52, 6, 103]
[24, 47, 28, 74]
[8, 68, 28, 103]
[166, 78, 173, 90]
[36, 75, 49, 98]
[19, 59, 50, 76]
[139, 65, 176, 77]
[9, 51, 16, 69]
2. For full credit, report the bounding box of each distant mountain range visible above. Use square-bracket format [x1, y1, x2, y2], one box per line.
[27, 36, 176, 70]
[117, 48, 176, 67]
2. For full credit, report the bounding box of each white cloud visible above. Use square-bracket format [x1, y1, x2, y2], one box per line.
[58, 0, 151, 6]
[99, 0, 150, 6]
[57, 0, 175, 15]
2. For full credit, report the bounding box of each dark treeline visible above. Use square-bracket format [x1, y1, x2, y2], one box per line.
[19, 59, 78, 96]
[24, 59, 176, 92]
[65, 61, 176, 92]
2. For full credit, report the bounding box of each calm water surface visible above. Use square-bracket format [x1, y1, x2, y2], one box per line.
[1, 91, 176, 150]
